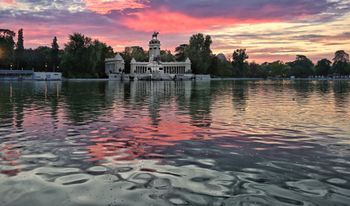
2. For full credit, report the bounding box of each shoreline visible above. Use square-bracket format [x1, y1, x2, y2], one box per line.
[1, 77, 350, 82]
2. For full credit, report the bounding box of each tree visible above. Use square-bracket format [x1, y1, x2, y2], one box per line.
[0, 29, 15, 68]
[261, 61, 290, 78]
[232, 49, 249, 77]
[315, 58, 332, 76]
[175, 44, 188, 61]
[187, 33, 212, 74]
[51, 36, 59, 72]
[130, 46, 148, 61]
[160, 50, 174, 62]
[333, 50, 349, 63]
[208, 54, 233, 77]
[60, 33, 114, 78]
[121, 46, 148, 73]
[91, 40, 114, 77]
[288, 55, 314, 78]
[23, 46, 51, 71]
[15, 28, 24, 69]
[332, 50, 349, 75]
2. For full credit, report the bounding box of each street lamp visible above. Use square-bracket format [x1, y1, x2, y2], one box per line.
[10, 64, 13, 70]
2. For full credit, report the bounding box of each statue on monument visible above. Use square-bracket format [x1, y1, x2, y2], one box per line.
[152, 32, 159, 39]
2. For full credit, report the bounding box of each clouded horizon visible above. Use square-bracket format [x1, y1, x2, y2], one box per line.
[1, 0, 350, 63]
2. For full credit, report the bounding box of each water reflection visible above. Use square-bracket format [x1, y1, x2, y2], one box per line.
[0, 80, 350, 205]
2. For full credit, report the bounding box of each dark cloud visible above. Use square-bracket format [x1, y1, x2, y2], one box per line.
[146, 0, 350, 21]
[12, 0, 84, 11]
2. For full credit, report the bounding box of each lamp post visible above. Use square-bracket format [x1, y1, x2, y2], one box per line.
[45, 64, 48, 72]
[10, 64, 13, 70]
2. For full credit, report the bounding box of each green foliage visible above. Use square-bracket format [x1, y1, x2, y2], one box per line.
[0, 29, 15, 67]
[51, 36, 59, 71]
[333, 50, 349, 63]
[248, 62, 265, 78]
[333, 61, 349, 75]
[232, 49, 249, 77]
[289, 55, 314, 78]
[346, 63, 350, 75]
[60, 33, 114, 78]
[175, 44, 188, 61]
[262, 61, 291, 78]
[23, 46, 51, 71]
[160, 50, 175, 62]
[15, 28, 24, 69]
[121, 46, 148, 73]
[208, 55, 233, 77]
[1, 29, 349, 79]
[332, 50, 349, 75]
[187, 33, 212, 74]
[315, 59, 332, 76]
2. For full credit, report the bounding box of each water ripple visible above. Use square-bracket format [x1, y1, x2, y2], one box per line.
[0, 80, 350, 205]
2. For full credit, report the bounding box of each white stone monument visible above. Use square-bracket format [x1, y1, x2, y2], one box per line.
[106, 32, 193, 81]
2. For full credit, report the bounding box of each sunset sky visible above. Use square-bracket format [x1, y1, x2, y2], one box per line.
[0, 0, 349, 62]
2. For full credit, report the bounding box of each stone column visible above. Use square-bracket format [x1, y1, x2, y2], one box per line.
[130, 58, 136, 75]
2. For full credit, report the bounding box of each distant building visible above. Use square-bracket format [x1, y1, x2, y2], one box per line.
[0, 70, 34, 80]
[105, 53, 125, 75]
[105, 53, 126, 80]
[33, 72, 62, 81]
[0, 69, 62, 81]
[217, 53, 227, 62]
[105, 32, 193, 80]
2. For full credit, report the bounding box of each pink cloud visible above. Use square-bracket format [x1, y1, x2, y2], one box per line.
[120, 7, 280, 34]
[85, 0, 149, 14]
[2, 0, 15, 4]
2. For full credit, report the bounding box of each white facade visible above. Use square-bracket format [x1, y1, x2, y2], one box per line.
[130, 33, 191, 76]
[105, 53, 125, 75]
[33, 72, 62, 81]
[105, 32, 192, 80]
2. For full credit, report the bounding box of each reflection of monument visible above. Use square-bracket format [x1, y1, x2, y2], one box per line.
[129, 81, 192, 125]
[105, 32, 193, 81]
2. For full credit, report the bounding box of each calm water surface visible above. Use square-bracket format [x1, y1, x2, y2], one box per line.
[0, 80, 350, 206]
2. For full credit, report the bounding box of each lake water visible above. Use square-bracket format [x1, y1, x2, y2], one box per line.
[0, 80, 350, 206]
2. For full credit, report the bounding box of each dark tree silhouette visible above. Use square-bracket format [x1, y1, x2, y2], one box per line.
[232, 49, 249, 77]
[15, 28, 24, 69]
[51, 36, 59, 72]
[315, 59, 332, 76]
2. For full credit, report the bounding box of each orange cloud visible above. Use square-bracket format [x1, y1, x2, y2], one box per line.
[121, 7, 280, 34]
[85, 0, 148, 14]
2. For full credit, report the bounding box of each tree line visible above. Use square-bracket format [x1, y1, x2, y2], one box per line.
[1, 28, 349, 78]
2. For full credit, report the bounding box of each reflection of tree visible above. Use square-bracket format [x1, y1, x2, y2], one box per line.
[62, 81, 109, 124]
[0, 83, 16, 127]
[315, 81, 331, 95]
[175, 81, 192, 110]
[189, 81, 212, 127]
[232, 81, 248, 112]
[333, 81, 350, 110]
[292, 81, 314, 105]
[0, 82, 63, 176]
[0, 82, 64, 128]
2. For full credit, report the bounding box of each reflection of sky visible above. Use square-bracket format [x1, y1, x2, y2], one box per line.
[0, 81, 350, 173]
[1, 81, 350, 206]
[0, 0, 350, 62]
